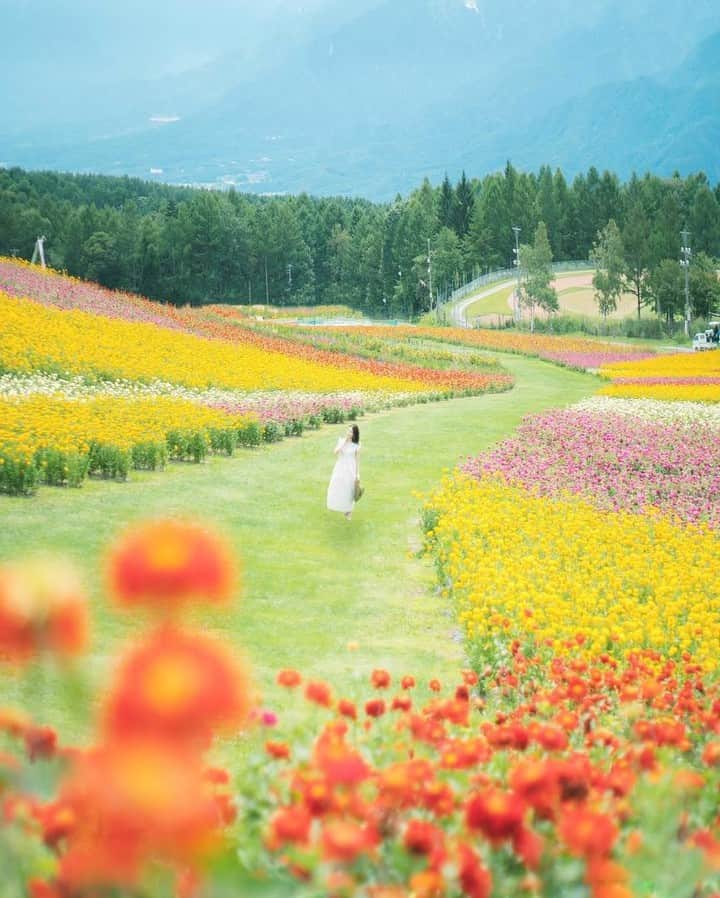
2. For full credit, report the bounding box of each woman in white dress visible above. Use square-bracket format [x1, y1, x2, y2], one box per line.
[326, 424, 360, 520]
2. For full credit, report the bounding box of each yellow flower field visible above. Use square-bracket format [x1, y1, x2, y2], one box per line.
[0, 292, 425, 394]
[599, 382, 720, 402]
[424, 473, 720, 670]
[603, 350, 720, 379]
[0, 395, 258, 494]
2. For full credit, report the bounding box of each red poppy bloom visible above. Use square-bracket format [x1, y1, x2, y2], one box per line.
[265, 741, 291, 760]
[401, 676, 416, 690]
[107, 519, 235, 612]
[268, 804, 312, 849]
[371, 669, 391, 689]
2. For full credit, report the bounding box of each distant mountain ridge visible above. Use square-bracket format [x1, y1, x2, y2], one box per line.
[1, 0, 719, 197]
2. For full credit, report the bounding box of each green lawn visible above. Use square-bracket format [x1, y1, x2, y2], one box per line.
[1, 356, 599, 737]
[464, 284, 515, 317]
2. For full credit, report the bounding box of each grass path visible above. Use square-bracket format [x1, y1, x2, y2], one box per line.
[1, 356, 598, 733]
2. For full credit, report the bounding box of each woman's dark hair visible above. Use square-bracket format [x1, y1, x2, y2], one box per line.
[351, 424, 360, 444]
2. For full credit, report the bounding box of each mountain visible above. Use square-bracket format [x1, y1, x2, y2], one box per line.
[1, 0, 719, 197]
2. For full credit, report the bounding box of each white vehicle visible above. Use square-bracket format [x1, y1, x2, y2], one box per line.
[693, 332, 714, 351]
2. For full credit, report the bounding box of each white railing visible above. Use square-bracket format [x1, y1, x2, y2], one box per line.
[445, 260, 592, 305]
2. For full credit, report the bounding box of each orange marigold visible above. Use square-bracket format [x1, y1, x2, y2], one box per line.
[103, 626, 253, 746]
[107, 519, 235, 612]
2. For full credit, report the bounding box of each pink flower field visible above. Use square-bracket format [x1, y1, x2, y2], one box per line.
[463, 402, 720, 528]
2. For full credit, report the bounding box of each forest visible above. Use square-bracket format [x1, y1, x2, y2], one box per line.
[1, 164, 719, 320]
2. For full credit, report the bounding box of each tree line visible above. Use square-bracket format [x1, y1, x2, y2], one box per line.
[1, 164, 719, 320]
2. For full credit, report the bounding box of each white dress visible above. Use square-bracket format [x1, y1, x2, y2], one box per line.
[326, 439, 360, 513]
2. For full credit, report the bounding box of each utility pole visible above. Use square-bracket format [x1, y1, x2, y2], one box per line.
[264, 256, 270, 307]
[680, 228, 692, 338]
[427, 238, 433, 316]
[512, 226, 521, 324]
[287, 263, 293, 289]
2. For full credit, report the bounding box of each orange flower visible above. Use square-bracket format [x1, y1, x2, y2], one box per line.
[107, 519, 235, 612]
[266, 741, 291, 760]
[313, 725, 370, 787]
[58, 740, 223, 889]
[409, 870, 444, 898]
[465, 789, 525, 843]
[321, 820, 376, 862]
[429, 679, 442, 692]
[104, 626, 252, 746]
[277, 668, 302, 688]
[371, 669, 391, 689]
[0, 559, 88, 662]
[305, 680, 333, 707]
[702, 742, 720, 767]
[401, 676, 416, 690]
[338, 698, 358, 720]
[559, 809, 618, 858]
[267, 804, 312, 849]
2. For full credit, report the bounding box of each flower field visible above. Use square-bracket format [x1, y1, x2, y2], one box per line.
[2, 521, 719, 898]
[297, 323, 655, 372]
[0, 260, 513, 496]
[600, 350, 720, 402]
[463, 398, 720, 527]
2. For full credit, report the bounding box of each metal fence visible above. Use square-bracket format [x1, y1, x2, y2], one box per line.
[444, 260, 593, 305]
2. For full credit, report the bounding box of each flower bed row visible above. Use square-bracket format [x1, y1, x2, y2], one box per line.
[305, 324, 655, 372]
[1, 291, 432, 394]
[2, 520, 719, 898]
[600, 350, 720, 402]
[463, 399, 720, 528]
[422, 473, 720, 671]
[0, 396, 261, 495]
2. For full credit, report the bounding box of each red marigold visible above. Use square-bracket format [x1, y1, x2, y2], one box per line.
[429, 679, 442, 692]
[107, 519, 235, 612]
[338, 698, 358, 720]
[305, 680, 333, 707]
[465, 789, 525, 843]
[457, 843, 492, 898]
[0, 559, 88, 663]
[265, 741, 291, 760]
[276, 669, 302, 688]
[462, 670, 479, 687]
[559, 809, 618, 858]
[371, 668, 391, 689]
[313, 725, 370, 787]
[702, 742, 720, 767]
[403, 819, 443, 856]
[103, 626, 253, 746]
[401, 676, 416, 690]
[365, 699, 386, 718]
[391, 694, 412, 712]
